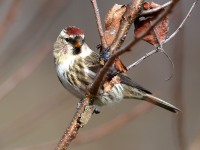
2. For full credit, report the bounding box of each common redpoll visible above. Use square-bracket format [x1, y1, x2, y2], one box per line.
[53, 26, 180, 113]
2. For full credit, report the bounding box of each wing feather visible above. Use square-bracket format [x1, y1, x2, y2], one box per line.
[118, 74, 152, 94]
[84, 51, 100, 73]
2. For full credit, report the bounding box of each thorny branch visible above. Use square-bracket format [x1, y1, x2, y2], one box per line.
[56, 0, 181, 149]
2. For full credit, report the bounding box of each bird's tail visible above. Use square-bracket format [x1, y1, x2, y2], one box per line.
[123, 86, 180, 113]
[144, 94, 180, 113]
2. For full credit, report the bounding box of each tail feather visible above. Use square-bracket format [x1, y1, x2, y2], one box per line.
[122, 84, 180, 113]
[145, 94, 181, 113]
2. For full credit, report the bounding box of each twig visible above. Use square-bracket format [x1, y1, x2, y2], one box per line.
[91, 0, 108, 49]
[0, 43, 50, 101]
[162, 50, 175, 80]
[90, 0, 144, 96]
[151, 20, 174, 81]
[165, 0, 198, 43]
[127, 49, 158, 70]
[95, 0, 179, 88]
[119, 0, 179, 53]
[109, 0, 143, 54]
[56, 0, 180, 149]
[14, 102, 153, 150]
[56, 96, 91, 150]
[56, 1, 144, 149]
[127, 0, 197, 71]
[74, 102, 153, 145]
[140, 1, 172, 16]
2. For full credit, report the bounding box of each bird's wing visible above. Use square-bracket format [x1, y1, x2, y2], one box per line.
[84, 51, 101, 73]
[84, 51, 151, 94]
[118, 73, 152, 94]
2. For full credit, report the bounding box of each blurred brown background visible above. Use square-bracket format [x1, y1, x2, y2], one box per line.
[0, 0, 200, 150]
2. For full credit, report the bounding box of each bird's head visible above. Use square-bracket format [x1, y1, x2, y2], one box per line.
[53, 26, 86, 63]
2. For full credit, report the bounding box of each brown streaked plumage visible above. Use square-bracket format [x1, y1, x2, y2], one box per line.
[53, 26, 180, 113]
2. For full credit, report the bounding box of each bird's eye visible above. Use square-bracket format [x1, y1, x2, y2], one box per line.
[64, 38, 69, 42]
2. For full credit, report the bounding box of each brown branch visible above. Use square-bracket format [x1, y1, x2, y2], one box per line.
[74, 102, 153, 145]
[56, 96, 91, 150]
[119, 0, 179, 53]
[127, 49, 158, 70]
[127, 0, 198, 71]
[14, 102, 153, 150]
[164, 0, 199, 43]
[90, 0, 144, 96]
[91, 0, 108, 49]
[140, 1, 172, 16]
[0, 0, 21, 41]
[109, 0, 143, 53]
[56, 0, 180, 149]
[0, 43, 50, 101]
[90, 0, 179, 96]
[150, 20, 175, 81]
[56, 1, 144, 149]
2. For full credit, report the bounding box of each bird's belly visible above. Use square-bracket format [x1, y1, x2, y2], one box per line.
[56, 63, 124, 106]
[56, 65, 84, 98]
[95, 84, 124, 106]
[61, 75, 83, 98]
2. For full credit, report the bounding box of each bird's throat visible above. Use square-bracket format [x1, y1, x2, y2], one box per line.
[73, 47, 81, 55]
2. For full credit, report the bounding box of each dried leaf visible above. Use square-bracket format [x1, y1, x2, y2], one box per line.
[104, 4, 126, 45]
[114, 58, 127, 72]
[104, 4, 127, 72]
[134, 2, 169, 46]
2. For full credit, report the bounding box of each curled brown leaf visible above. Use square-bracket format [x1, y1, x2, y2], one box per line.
[104, 4, 126, 45]
[134, 2, 169, 46]
[114, 58, 127, 72]
[104, 4, 127, 72]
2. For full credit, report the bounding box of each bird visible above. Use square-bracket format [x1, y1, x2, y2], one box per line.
[53, 26, 180, 113]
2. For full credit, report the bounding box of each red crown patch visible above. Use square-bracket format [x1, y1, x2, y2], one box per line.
[65, 26, 84, 35]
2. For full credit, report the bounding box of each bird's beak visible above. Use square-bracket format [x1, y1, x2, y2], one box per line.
[74, 41, 82, 48]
